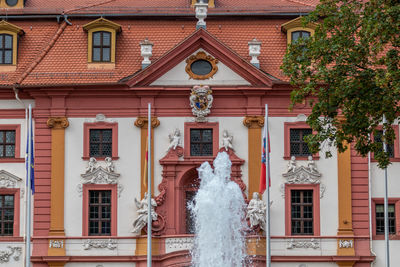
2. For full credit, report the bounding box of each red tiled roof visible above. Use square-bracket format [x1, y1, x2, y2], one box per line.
[1, 0, 316, 15]
[9, 18, 292, 87]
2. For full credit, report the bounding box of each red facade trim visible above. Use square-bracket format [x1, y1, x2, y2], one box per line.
[0, 188, 20, 238]
[82, 184, 118, 237]
[371, 198, 400, 240]
[284, 183, 321, 236]
[0, 124, 22, 160]
[283, 121, 319, 160]
[183, 122, 219, 159]
[83, 121, 119, 160]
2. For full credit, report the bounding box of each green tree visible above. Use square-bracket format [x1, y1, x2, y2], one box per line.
[281, 0, 400, 168]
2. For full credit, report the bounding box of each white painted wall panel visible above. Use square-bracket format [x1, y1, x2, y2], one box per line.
[151, 49, 251, 86]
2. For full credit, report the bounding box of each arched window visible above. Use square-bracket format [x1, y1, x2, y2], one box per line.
[291, 31, 310, 43]
[92, 31, 111, 62]
[0, 34, 13, 65]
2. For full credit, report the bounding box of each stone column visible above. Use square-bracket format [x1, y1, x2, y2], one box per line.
[243, 116, 264, 196]
[134, 117, 160, 198]
[336, 142, 355, 267]
[46, 117, 69, 260]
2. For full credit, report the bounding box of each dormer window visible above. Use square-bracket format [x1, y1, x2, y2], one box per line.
[92, 31, 111, 62]
[0, 20, 24, 71]
[83, 18, 121, 69]
[0, 34, 13, 64]
[281, 17, 316, 45]
[291, 31, 311, 43]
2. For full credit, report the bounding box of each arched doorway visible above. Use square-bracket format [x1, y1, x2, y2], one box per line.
[180, 167, 200, 234]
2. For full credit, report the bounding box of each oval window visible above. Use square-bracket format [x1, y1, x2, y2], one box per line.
[6, 0, 18, 6]
[191, 60, 212, 76]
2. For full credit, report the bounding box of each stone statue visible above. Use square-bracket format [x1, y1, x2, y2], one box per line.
[105, 157, 115, 173]
[287, 156, 297, 173]
[132, 192, 158, 233]
[221, 130, 234, 151]
[246, 192, 266, 231]
[167, 129, 181, 152]
[86, 157, 97, 173]
[306, 155, 318, 173]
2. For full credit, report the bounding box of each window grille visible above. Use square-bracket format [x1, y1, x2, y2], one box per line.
[88, 190, 111, 236]
[190, 129, 213, 156]
[291, 190, 313, 235]
[290, 129, 312, 157]
[89, 129, 112, 157]
[0, 195, 14, 236]
[376, 204, 396, 235]
[0, 130, 15, 158]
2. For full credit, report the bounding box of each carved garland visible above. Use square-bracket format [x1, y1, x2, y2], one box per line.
[0, 246, 22, 263]
[185, 51, 218, 80]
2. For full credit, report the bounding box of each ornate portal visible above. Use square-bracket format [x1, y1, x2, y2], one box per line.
[189, 85, 213, 122]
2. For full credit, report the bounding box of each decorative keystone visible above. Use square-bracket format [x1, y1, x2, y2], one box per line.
[248, 38, 262, 68]
[195, 0, 208, 30]
[140, 38, 153, 69]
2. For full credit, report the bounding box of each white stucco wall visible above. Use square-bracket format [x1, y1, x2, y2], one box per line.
[371, 137, 400, 266]
[0, 243, 24, 267]
[0, 118, 29, 239]
[267, 116, 338, 237]
[64, 118, 141, 237]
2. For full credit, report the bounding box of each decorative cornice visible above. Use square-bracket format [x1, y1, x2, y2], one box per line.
[243, 116, 264, 129]
[47, 117, 69, 129]
[134, 117, 160, 128]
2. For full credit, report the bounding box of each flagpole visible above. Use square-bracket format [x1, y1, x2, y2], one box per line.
[383, 115, 390, 267]
[265, 104, 271, 267]
[25, 104, 32, 267]
[147, 103, 152, 267]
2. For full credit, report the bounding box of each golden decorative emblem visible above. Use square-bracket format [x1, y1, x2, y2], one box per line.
[185, 51, 218, 80]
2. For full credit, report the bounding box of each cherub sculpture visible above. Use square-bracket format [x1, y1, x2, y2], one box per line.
[132, 192, 158, 233]
[246, 192, 266, 231]
[221, 130, 234, 151]
[105, 157, 115, 173]
[167, 129, 181, 152]
[287, 156, 297, 173]
[306, 155, 318, 173]
[86, 157, 97, 173]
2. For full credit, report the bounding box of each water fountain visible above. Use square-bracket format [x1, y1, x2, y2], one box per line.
[189, 151, 247, 267]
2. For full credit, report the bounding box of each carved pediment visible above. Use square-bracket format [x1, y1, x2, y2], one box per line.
[282, 166, 321, 184]
[78, 160, 123, 197]
[81, 166, 120, 185]
[0, 170, 22, 189]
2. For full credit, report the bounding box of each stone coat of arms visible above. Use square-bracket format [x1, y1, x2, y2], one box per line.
[189, 85, 213, 122]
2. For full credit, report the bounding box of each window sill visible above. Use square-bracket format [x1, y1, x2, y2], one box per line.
[0, 236, 23, 242]
[373, 234, 400, 240]
[0, 65, 16, 72]
[87, 63, 115, 70]
[0, 158, 25, 163]
[82, 156, 119, 161]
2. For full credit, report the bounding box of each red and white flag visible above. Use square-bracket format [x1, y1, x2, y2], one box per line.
[259, 125, 271, 194]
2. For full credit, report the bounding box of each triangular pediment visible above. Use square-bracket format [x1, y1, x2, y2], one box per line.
[151, 49, 251, 86]
[0, 170, 22, 188]
[124, 29, 273, 87]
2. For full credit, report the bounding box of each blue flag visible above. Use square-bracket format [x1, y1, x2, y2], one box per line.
[26, 113, 34, 194]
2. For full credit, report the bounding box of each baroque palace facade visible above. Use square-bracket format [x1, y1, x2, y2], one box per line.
[0, 0, 397, 266]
